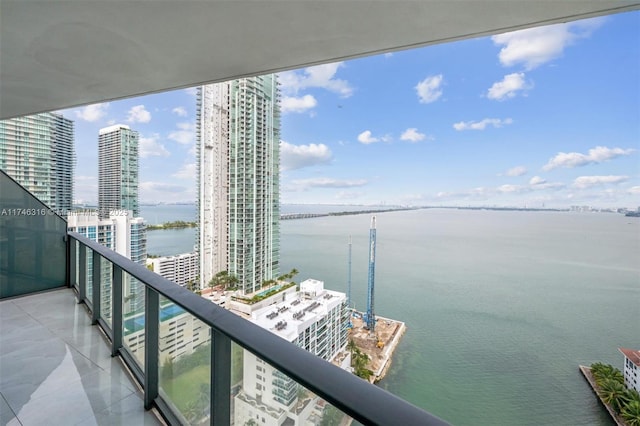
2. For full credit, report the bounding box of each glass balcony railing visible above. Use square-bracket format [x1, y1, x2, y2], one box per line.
[67, 231, 448, 425]
[2, 169, 447, 425]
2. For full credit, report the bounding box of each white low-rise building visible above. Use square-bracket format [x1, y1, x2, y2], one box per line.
[147, 252, 198, 288]
[619, 347, 640, 393]
[234, 279, 350, 426]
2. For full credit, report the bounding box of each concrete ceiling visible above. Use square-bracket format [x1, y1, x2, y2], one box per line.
[1, 1, 638, 120]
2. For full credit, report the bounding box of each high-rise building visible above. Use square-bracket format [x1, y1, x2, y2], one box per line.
[197, 75, 281, 294]
[98, 124, 139, 219]
[0, 112, 74, 212]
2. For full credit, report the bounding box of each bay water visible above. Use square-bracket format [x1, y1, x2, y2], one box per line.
[144, 205, 640, 425]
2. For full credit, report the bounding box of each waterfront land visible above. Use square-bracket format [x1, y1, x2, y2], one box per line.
[580, 363, 640, 426]
[348, 314, 406, 384]
[146, 220, 197, 231]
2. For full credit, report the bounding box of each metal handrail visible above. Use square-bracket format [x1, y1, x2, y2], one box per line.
[69, 230, 448, 425]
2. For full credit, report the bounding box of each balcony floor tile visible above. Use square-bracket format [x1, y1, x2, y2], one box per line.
[0, 288, 164, 426]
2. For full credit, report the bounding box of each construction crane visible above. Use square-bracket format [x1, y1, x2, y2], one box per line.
[365, 216, 376, 332]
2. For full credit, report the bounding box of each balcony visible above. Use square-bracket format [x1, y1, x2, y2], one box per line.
[1, 170, 446, 425]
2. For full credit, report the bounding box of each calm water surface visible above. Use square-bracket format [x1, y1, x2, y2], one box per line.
[147, 206, 640, 425]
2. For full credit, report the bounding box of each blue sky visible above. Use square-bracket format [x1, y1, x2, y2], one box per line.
[62, 11, 639, 209]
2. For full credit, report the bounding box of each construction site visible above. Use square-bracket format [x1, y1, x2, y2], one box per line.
[349, 313, 406, 383]
[343, 216, 406, 383]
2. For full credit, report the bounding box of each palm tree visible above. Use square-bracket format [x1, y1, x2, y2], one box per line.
[622, 400, 640, 426]
[599, 378, 629, 413]
[184, 400, 201, 424]
[591, 363, 624, 386]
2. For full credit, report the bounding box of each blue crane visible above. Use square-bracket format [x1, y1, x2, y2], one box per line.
[365, 216, 376, 332]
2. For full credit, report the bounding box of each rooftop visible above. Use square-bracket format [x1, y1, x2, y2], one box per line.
[619, 347, 640, 367]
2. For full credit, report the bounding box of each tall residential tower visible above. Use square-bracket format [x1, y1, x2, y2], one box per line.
[98, 124, 139, 219]
[197, 75, 281, 294]
[0, 112, 74, 212]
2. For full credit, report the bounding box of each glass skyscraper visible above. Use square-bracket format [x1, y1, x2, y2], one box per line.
[98, 124, 139, 219]
[197, 75, 281, 295]
[0, 112, 75, 212]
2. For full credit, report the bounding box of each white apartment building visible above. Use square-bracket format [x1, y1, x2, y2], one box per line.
[234, 279, 350, 426]
[619, 347, 640, 393]
[146, 252, 198, 288]
[123, 303, 211, 367]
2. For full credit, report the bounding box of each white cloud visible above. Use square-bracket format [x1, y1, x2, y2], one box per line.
[140, 181, 188, 193]
[126, 105, 151, 123]
[280, 141, 332, 171]
[573, 175, 629, 189]
[172, 163, 196, 180]
[505, 166, 527, 177]
[415, 75, 443, 104]
[543, 146, 635, 171]
[358, 130, 379, 144]
[168, 122, 196, 145]
[400, 128, 426, 142]
[628, 186, 640, 195]
[384, 52, 394, 58]
[498, 184, 528, 194]
[172, 106, 188, 117]
[279, 62, 353, 98]
[529, 176, 546, 185]
[336, 191, 365, 200]
[454, 118, 513, 131]
[184, 87, 198, 96]
[75, 103, 109, 122]
[492, 19, 603, 70]
[139, 134, 170, 158]
[286, 177, 368, 192]
[281, 95, 318, 114]
[487, 73, 531, 100]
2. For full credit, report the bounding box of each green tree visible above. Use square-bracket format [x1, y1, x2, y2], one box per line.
[599, 378, 629, 413]
[320, 404, 343, 426]
[209, 270, 239, 291]
[184, 400, 201, 424]
[622, 399, 640, 426]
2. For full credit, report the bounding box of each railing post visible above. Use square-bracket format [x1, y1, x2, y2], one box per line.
[144, 286, 159, 410]
[112, 265, 123, 357]
[211, 330, 231, 425]
[92, 250, 101, 324]
[78, 243, 86, 303]
[68, 236, 76, 288]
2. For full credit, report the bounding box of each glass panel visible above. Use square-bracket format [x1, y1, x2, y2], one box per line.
[122, 270, 145, 368]
[100, 256, 113, 327]
[231, 343, 353, 426]
[73, 241, 79, 290]
[85, 247, 93, 305]
[158, 297, 211, 425]
[0, 171, 66, 298]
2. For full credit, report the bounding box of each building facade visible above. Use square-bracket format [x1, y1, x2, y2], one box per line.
[67, 211, 147, 314]
[197, 75, 281, 294]
[146, 252, 198, 289]
[0, 112, 74, 212]
[619, 347, 640, 393]
[234, 279, 350, 426]
[98, 124, 139, 219]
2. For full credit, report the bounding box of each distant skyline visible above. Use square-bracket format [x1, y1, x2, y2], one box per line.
[61, 11, 639, 209]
